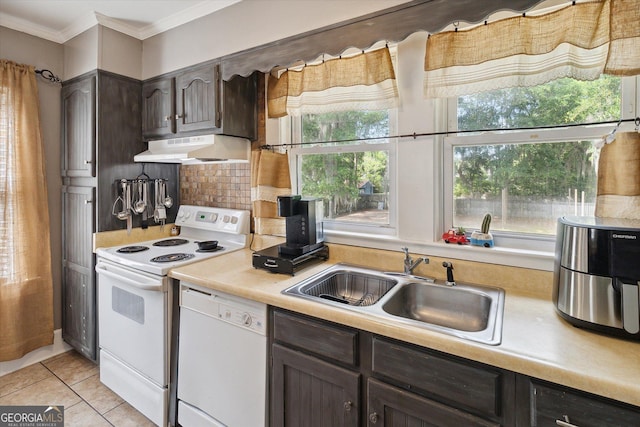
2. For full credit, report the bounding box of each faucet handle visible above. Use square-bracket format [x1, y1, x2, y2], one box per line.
[401, 247, 409, 256]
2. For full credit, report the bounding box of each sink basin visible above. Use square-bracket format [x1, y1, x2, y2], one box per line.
[282, 263, 504, 345]
[284, 265, 397, 307]
[382, 282, 493, 332]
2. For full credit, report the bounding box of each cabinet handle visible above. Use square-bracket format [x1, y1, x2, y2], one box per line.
[556, 415, 579, 427]
[175, 114, 184, 119]
[164, 115, 172, 121]
[84, 160, 92, 164]
[343, 401, 352, 412]
[84, 200, 92, 204]
[369, 412, 378, 424]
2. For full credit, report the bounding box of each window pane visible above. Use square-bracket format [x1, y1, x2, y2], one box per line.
[458, 76, 621, 131]
[453, 75, 621, 236]
[453, 140, 597, 235]
[298, 110, 392, 226]
[299, 151, 390, 225]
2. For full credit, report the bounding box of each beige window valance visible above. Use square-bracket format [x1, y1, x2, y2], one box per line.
[267, 47, 398, 118]
[424, 0, 640, 98]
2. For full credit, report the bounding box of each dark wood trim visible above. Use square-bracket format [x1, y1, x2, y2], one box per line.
[220, 0, 544, 80]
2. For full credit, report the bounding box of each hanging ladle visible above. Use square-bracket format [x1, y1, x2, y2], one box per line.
[134, 180, 146, 214]
[162, 180, 173, 209]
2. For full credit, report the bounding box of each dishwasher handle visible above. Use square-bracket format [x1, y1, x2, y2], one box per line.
[96, 261, 165, 291]
[180, 287, 219, 317]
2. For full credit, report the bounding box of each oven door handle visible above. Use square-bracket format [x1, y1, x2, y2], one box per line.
[96, 262, 165, 291]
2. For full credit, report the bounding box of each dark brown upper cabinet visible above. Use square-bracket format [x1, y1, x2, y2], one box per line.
[142, 78, 175, 137]
[176, 63, 219, 133]
[142, 62, 257, 141]
[61, 75, 96, 177]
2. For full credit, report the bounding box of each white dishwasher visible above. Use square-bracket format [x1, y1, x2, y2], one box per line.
[177, 282, 267, 427]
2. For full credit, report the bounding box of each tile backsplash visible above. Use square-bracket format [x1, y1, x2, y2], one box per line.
[180, 163, 251, 210]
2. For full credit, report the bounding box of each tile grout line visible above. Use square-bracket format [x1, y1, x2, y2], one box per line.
[0, 365, 52, 400]
[40, 361, 117, 427]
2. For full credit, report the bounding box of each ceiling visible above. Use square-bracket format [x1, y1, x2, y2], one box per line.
[0, 0, 241, 43]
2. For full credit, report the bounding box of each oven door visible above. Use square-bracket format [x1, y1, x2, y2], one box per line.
[96, 258, 170, 386]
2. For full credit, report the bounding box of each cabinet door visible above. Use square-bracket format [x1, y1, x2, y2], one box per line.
[271, 344, 360, 427]
[367, 379, 498, 427]
[176, 63, 220, 133]
[142, 78, 175, 138]
[61, 185, 96, 361]
[521, 378, 640, 427]
[61, 76, 95, 177]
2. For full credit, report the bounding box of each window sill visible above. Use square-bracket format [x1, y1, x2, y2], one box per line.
[324, 230, 555, 271]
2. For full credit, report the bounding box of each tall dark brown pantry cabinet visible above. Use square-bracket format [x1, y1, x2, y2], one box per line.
[61, 70, 178, 361]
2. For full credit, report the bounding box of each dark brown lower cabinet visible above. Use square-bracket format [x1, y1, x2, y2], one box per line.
[516, 376, 640, 427]
[271, 344, 360, 427]
[270, 308, 640, 427]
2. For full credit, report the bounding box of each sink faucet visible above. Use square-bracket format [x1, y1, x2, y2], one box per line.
[442, 262, 456, 286]
[402, 247, 429, 275]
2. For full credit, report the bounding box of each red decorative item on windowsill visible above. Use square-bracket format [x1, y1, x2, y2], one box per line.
[442, 228, 469, 245]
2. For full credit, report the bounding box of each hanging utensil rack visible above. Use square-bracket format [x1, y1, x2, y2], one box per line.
[111, 176, 174, 231]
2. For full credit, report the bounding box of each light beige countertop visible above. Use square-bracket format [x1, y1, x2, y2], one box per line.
[168, 239, 640, 408]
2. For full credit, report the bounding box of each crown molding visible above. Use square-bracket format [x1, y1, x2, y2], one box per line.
[0, 0, 242, 44]
[0, 12, 66, 43]
[138, 0, 241, 40]
[59, 11, 100, 42]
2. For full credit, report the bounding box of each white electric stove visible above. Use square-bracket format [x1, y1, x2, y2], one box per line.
[95, 205, 250, 427]
[96, 205, 250, 275]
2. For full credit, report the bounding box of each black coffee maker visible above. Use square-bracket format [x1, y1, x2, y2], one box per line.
[252, 195, 328, 275]
[277, 195, 324, 256]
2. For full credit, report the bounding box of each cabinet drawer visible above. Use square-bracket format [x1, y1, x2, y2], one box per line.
[529, 379, 640, 427]
[372, 337, 501, 418]
[272, 310, 358, 366]
[368, 379, 499, 427]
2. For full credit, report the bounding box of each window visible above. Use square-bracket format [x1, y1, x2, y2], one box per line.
[445, 76, 622, 238]
[291, 110, 397, 232]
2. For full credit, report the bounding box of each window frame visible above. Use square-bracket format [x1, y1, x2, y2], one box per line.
[443, 76, 637, 252]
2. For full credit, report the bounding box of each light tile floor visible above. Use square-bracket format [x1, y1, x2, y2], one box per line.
[0, 350, 156, 427]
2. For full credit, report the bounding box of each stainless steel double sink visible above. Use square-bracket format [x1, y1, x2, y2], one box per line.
[282, 263, 505, 345]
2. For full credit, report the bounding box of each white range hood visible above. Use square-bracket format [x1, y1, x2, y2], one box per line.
[134, 134, 250, 164]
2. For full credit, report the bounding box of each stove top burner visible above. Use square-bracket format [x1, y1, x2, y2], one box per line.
[150, 253, 196, 263]
[153, 238, 189, 247]
[117, 245, 150, 253]
[195, 246, 225, 253]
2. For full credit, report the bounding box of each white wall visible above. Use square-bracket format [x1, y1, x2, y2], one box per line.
[64, 25, 142, 80]
[99, 26, 142, 80]
[63, 25, 98, 80]
[0, 26, 64, 329]
[141, 0, 412, 79]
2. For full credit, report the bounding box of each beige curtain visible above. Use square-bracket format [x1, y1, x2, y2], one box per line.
[0, 60, 54, 361]
[424, 0, 640, 98]
[595, 132, 640, 219]
[267, 47, 398, 118]
[251, 150, 292, 235]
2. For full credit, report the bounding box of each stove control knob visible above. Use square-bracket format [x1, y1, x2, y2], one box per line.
[210, 213, 218, 222]
[242, 312, 252, 327]
[223, 215, 230, 223]
[230, 216, 238, 224]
